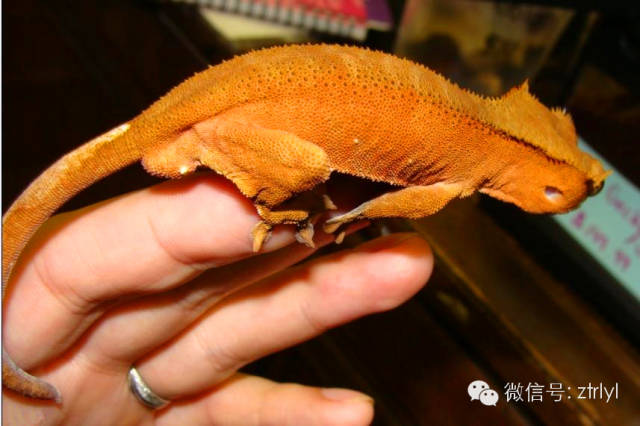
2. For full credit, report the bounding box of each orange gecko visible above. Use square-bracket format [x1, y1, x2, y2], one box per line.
[2, 44, 608, 402]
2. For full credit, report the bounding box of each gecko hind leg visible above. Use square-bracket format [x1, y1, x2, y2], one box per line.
[142, 112, 333, 252]
[196, 113, 332, 252]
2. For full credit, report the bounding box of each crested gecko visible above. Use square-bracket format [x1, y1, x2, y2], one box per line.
[2, 44, 608, 403]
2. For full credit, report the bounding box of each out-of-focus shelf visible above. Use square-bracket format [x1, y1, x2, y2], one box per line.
[398, 196, 640, 425]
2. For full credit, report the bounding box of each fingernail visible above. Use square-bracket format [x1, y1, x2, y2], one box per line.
[359, 232, 419, 252]
[321, 388, 374, 404]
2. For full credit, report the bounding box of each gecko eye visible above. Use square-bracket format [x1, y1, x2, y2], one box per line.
[544, 186, 563, 202]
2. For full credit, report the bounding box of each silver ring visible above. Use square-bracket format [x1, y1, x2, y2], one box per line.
[128, 367, 170, 409]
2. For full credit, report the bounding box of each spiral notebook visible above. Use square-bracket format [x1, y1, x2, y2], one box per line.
[163, 0, 391, 41]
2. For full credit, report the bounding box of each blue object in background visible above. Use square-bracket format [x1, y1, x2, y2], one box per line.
[554, 139, 640, 301]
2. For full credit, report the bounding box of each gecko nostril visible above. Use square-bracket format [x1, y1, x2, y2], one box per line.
[544, 186, 563, 202]
[588, 180, 604, 196]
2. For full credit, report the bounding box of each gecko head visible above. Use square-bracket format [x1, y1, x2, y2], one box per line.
[479, 155, 606, 214]
[478, 89, 610, 214]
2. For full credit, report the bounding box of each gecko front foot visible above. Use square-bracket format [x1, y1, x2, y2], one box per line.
[323, 204, 366, 234]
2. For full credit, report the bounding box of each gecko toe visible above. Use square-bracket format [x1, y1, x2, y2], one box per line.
[251, 221, 272, 252]
[295, 222, 315, 248]
[323, 220, 342, 234]
[322, 194, 338, 210]
[323, 212, 352, 233]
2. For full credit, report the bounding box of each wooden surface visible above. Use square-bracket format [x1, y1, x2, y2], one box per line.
[4, 1, 639, 424]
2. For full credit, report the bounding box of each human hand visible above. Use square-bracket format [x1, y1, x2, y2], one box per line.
[3, 174, 433, 425]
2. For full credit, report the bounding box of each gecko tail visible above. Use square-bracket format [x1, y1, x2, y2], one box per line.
[2, 349, 62, 403]
[2, 122, 137, 403]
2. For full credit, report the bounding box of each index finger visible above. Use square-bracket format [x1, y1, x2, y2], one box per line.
[3, 173, 299, 371]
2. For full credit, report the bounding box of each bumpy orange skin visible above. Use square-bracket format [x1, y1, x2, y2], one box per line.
[139, 44, 607, 214]
[2, 44, 607, 402]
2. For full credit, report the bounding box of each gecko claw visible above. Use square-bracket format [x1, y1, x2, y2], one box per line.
[251, 221, 272, 252]
[295, 222, 315, 248]
[322, 194, 337, 210]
